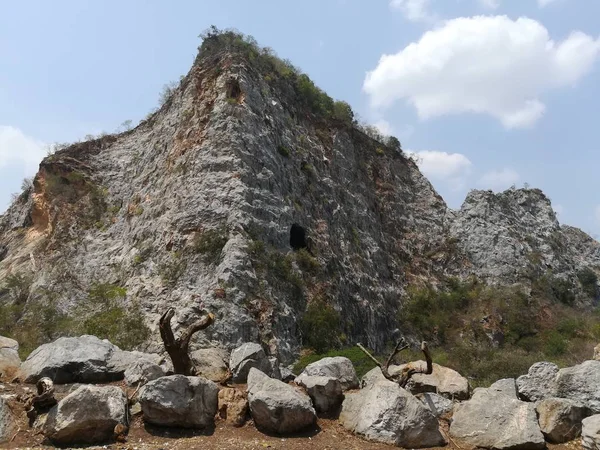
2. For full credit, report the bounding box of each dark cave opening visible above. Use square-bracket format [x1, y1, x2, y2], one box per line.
[226, 78, 242, 101]
[290, 223, 308, 251]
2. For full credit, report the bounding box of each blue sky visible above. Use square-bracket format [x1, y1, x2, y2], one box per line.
[1, 0, 599, 235]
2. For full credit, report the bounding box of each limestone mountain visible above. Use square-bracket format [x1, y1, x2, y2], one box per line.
[0, 29, 598, 364]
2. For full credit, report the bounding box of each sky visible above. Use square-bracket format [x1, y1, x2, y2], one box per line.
[0, 0, 599, 234]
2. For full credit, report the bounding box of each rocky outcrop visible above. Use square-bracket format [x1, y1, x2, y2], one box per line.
[19, 335, 161, 383]
[218, 387, 248, 427]
[191, 347, 229, 382]
[536, 397, 590, 443]
[582, 415, 600, 450]
[516, 361, 558, 402]
[340, 380, 446, 448]
[138, 375, 219, 429]
[295, 375, 343, 414]
[0, 337, 20, 380]
[416, 392, 454, 418]
[229, 343, 272, 383]
[450, 385, 545, 449]
[43, 385, 127, 446]
[297, 357, 359, 391]
[247, 368, 316, 434]
[555, 360, 600, 413]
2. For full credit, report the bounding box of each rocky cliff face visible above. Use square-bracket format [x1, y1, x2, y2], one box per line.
[0, 32, 598, 363]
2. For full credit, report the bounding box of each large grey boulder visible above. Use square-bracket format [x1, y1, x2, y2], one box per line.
[582, 414, 600, 450]
[229, 343, 272, 383]
[43, 385, 127, 446]
[295, 374, 343, 413]
[139, 375, 218, 428]
[450, 386, 545, 449]
[555, 360, 600, 413]
[19, 335, 161, 383]
[489, 378, 518, 398]
[340, 379, 446, 448]
[0, 336, 20, 380]
[298, 357, 359, 391]
[536, 397, 590, 443]
[191, 347, 230, 382]
[0, 396, 17, 444]
[247, 368, 316, 434]
[124, 359, 165, 386]
[516, 361, 559, 402]
[416, 392, 454, 418]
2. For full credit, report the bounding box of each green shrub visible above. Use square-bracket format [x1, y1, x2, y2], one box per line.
[578, 268, 598, 298]
[194, 227, 229, 263]
[295, 249, 319, 273]
[300, 300, 341, 353]
[87, 283, 127, 303]
[277, 145, 290, 157]
[4, 273, 32, 304]
[550, 277, 576, 306]
[376, 147, 385, 156]
[543, 331, 568, 357]
[158, 253, 187, 287]
[332, 101, 354, 126]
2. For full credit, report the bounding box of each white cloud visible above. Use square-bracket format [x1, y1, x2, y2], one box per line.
[364, 16, 600, 128]
[477, 168, 520, 191]
[373, 119, 393, 136]
[389, 0, 435, 22]
[553, 203, 564, 216]
[408, 150, 472, 191]
[0, 126, 46, 174]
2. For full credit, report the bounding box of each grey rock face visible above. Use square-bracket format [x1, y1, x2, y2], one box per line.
[229, 343, 272, 383]
[516, 361, 559, 402]
[191, 347, 229, 382]
[450, 385, 545, 449]
[583, 415, 600, 450]
[247, 368, 316, 434]
[536, 397, 590, 443]
[0, 396, 17, 444]
[20, 335, 160, 383]
[416, 392, 454, 418]
[43, 385, 127, 446]
[0, 336, 20, 379]
[340, 380, 446, 448]
[299, 357, 359, 391]
[295, 374, 343, 413]
[124, 359, 165, 386]
[139, 375, 219, 428]
[555, 360, 600, 413]
[280, 365, 296, 382]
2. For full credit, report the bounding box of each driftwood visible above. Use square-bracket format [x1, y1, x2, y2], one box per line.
[25, 377, 57, 426]
[357, 340, 433, 388]
[159, 306, 215, 376]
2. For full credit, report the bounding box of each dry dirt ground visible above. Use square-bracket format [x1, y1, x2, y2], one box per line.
[0, 381, 584, 450]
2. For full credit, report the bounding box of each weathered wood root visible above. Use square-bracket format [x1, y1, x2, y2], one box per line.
[159, 306, 215, 376]
[357, 340, 432, 388]
[25, 377, 57, 426]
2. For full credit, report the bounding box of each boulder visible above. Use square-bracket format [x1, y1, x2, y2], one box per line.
[555, 360, 600, 413]
[360, 366, 391, 388]
[582, 414, 600, 450]
[295, 374, 343, 413]
[124, 359, 165, 386]
[268, 357, 282, 380]
[400, 361, 471, 400]
[218, 387, 248, 427]
[191, 347, 229, 382]
[229, 343, 272, 383]
[19, 335, 161, 383]
[450, 386, 545, 449]
[43, 385, 127, 446]
[139, 375, 218, 428]
[247, 368, 316, 434]
[516, 361, 558, 402]
[280, 366, 296, 382]
[0, 336, 20, 380]
[489, 378, 518, 398]
[416, 392, 454, 418]
[298, 357, 359, 391]
[0, 396, 17, 444]
[536, 397, 590, 443]
[594, 344, 600, 361]
[340, 380, 446, 448]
